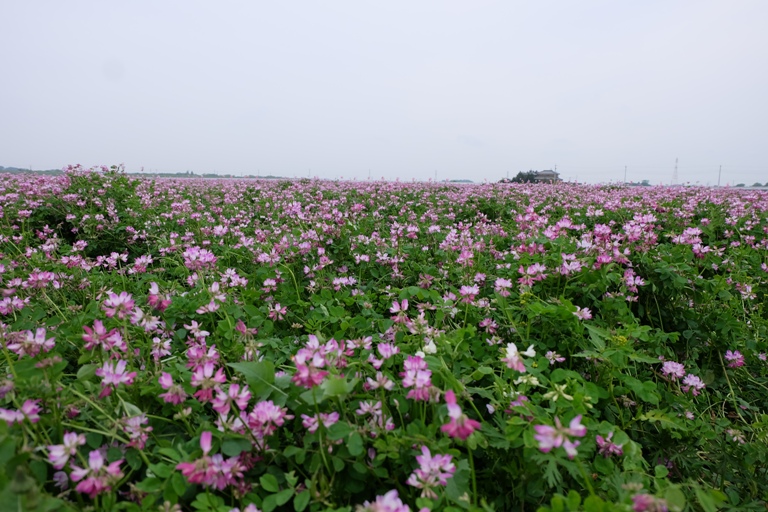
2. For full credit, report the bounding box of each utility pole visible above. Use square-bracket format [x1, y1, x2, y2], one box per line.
[434, 169, 437, 181]
[718, 165, 722, 187]
[672, 158, 678, 185]
[624, 165, 627, 183]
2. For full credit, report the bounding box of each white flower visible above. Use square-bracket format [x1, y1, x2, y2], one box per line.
[542, 384, 573, 402]
[514, 375, 540, 386]
[422, 339, 437, 355]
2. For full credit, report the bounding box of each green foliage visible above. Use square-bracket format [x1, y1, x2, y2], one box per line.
[1, 172, 768, 510]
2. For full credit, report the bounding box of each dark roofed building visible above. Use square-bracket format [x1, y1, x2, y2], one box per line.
[532, 169, 561, 182]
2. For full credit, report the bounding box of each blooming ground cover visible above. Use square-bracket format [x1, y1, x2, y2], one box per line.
[1, 164, 767, 511]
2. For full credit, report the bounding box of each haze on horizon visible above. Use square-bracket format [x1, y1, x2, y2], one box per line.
[2, 1, 766, 186]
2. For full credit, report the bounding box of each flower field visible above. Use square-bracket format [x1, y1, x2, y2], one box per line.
[1, 164, 767, 511]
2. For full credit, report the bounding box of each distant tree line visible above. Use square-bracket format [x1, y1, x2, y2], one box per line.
[0, 166, 63, 175]
[500, 171, 538, 184]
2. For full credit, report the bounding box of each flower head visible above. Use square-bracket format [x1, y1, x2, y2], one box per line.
[441, 390, 480, 440]
[534, 415, 587, 459]
[406, 445, 455, 498]
[70, 449, 124, 499]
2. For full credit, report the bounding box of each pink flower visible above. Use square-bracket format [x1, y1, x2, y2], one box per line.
[267, 303, 287, 321]
[47, 431, 86, 469]
[378, 342, 400, 360]
[176, 431, 214, 483]
[595, 432, 624, 458]
[182, 246, 217, 271]
[572, 306, 592, 320]
[95, 360, 137, 398]
[661, 361, 685, 379]
[459, 285, 479, 303]
[401, 355, 433, 402]
[122, 414, 153, 450]
[176, 431, 244, 490]
[545, 351, 565, 365]
[441, 390, 480, 440]
[366, 371, 395, 391]
[101, 291, 135, 320]
[158, 372, 188, 404]
[82, 320, 126, 352]
[0, 399, 42, 425]
[390, 300, 409, 323]
[147, 282, 171, 312]
[6, 327, 55, 358]
[291, 340, 329, 389]
[211, 384, 251, 415]
[300, 412, 340, 433]
[534, 415, 587, 459]
[725, 350, 745, 368]
[502, 343, 535, 372]
[494, 278, 513, 297]
[190, 362, 227, 402]
[681, 373, 705, 396]
[406, 445, 456, 498]
[632, 494, 668, 512]
[70, 449, 124, 499]
[358, 490, 411, 512]
[244, 400, 293, 439]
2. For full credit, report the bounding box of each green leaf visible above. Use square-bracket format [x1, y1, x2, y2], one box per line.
[583, 495, 604, 512]
[327, 422, 353, 441]
[274, 488, 294, 506]
[135, 477, 163, 492]
[664, 486, 686, 511]
[228, 361, 276, 399]
[620, 375, 659, 405]
[321, 375, 357, 398]
[171, 472, 188, 496]
[347, 432, 364, 456]
[221, 438, 252, 457]
[76, 363, 98, 382]
[695, 488, 718, 512]
[157, 447, 181, 462]
[566, 490, 581, 510]
[640, 410, 687, 431]
[550, 495, 565, 512]
[262, 495, 277, 512]
[299, 387, 326, 406]
[294, 491, 310, 512]
[86, 432, 103, 449]
[584, 324, 607, 350]
[148, 462, 172, 479]
[445, 459, 470, 509]
[122, 401, 143, 417]
[0, 436, 18, 466]
[260, 474, 279, 493]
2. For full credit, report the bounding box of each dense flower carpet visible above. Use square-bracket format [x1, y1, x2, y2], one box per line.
[0, 165, 767, 511]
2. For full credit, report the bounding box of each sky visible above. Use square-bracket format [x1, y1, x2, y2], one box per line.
[2, 1, 767, 185]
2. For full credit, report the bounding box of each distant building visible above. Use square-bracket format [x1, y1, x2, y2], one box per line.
[532, 169, 561, 182]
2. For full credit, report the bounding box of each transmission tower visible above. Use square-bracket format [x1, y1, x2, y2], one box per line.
[672, 158, 678, 185]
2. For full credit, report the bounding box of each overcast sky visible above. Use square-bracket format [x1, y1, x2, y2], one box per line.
[2, 1, 766, 185]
